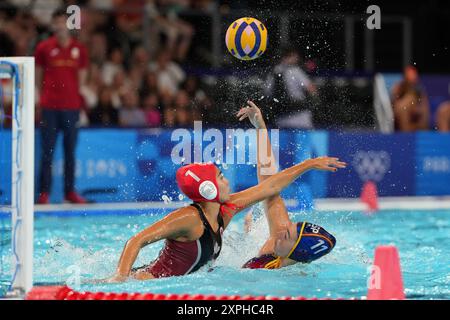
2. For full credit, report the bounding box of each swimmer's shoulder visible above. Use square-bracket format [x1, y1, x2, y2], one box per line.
[163, 205, 204, 240]
[165, 205, 199, 223]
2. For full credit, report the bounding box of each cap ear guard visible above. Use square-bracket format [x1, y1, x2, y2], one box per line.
[199, 180, 218, 200]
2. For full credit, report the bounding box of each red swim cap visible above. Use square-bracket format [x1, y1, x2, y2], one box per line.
[176, 163, 220, 202]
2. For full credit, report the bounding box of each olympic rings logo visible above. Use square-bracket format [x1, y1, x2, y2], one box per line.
[352, 150, 391, 182]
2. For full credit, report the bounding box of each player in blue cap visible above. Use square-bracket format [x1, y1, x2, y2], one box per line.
[237, 101, 343, 269]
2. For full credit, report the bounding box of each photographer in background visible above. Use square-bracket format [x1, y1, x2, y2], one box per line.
[265, 47, 318, 129]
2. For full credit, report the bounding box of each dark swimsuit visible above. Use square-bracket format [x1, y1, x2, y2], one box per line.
[133, 203, 224, 278]
[243, 221, 336, 269]
[242, 254, 280, 269]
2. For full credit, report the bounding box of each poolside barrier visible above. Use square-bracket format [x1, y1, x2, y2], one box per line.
[26, 286, 349, 300]
[25, 246, 405, 300]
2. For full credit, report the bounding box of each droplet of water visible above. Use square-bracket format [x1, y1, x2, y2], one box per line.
[162, 195, 171, 204]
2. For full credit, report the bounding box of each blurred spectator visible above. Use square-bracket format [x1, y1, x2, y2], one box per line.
[78, 6, 99, 44]
[164, 90, 191, 127]
[129, 65, 145, 91]
[0, 5, 16, 56]
[181, 75, 214, 123]
[149, 50, 186, 97]
[80, 63, 103, 110]
[102, 47, 125, 85]
[1, 0, 216, 129]
[88, 0, 114, 11]
[35, 8, 89, 204]
[89, 86, 119, 126]
[114, 0, 144, 34]
[0, 5, 38, 56]
[110, 69, 132, 108]
[0, 33, 15, 55]
[182, 75, 206, 102]
[436, 101, 450, 132]
[88, 32, 108, 66]
[9, 0, 63, 26]
[391, 65, 430, 132]
[146, 0, 194, 61]
[265, 47, 318, 128]
[195, 95, 215, 124]
[142, 93, 162, 127]
[190, 0, 214, 11]
[131, 44, 151, 69]
[118, 90, 146, 127]
[140, 70, 160, 98]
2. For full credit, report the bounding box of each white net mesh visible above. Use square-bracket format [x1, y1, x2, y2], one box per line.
[0, 58, 34, 297]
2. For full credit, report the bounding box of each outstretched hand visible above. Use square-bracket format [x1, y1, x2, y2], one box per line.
[307, 157, 347, 172]
[236, 100, 266, 129]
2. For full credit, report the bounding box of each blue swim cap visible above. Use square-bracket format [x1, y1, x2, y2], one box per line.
[287, 222, 336, 263]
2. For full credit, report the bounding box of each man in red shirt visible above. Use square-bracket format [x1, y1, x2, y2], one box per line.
[36, 8, 89, 204]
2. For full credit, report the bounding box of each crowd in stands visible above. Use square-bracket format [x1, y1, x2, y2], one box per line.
[1, 0, 450, 131]
[391, 65, 450, 133]
[0, 0, 215, 128]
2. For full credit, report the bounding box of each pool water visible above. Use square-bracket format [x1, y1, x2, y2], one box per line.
[1, 207, 449, 299]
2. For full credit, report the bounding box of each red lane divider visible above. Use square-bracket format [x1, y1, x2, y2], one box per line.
[25, 246, 405, 301]
[26, 286, 352, 300]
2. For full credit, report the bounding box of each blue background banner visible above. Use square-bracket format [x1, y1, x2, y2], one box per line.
[1, 129, 450, 207]
[38, 129, 139, 203]
[327, 132, 416, 197]
[415, 132, 450, 196]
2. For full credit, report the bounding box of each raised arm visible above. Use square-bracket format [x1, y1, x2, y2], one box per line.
[232, 101, 346, 211]
[237, 101, 289, 234]
[237, 100, 275, 183]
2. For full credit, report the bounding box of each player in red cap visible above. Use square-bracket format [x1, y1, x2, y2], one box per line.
[103, 107, 345, 283]
[238, 101, 345, 269]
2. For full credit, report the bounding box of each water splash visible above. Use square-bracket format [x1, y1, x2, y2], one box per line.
[27, 209, 450, 298]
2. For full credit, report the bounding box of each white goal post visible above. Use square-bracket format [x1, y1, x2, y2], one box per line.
[0, 57, 35, 295]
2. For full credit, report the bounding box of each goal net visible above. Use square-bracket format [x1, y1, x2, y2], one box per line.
[0, 57, 34, 297]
